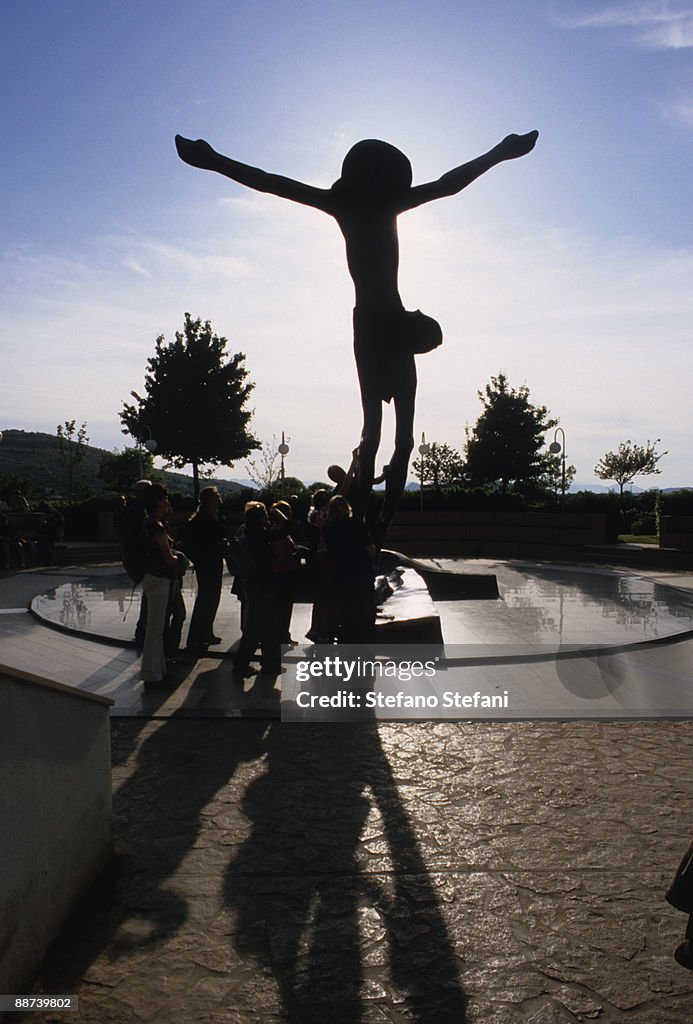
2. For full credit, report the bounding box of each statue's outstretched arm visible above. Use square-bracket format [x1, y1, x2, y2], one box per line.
[175, 136, 333, 212]
[402, 130, 538, 210]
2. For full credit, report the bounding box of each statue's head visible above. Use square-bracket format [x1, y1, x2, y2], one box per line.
[335, 140, 412, 196]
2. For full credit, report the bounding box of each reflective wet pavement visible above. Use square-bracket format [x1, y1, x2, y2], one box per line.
[8, 559, 693, 720]
[30, 559, 693, 652]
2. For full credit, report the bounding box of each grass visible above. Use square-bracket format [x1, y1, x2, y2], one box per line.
[617, 534, 659, 546]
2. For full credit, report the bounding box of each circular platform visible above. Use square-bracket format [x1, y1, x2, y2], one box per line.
[431, 558, 693, 655]
[29, 559, 693, 658]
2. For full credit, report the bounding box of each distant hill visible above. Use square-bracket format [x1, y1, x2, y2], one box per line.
[571, 483, 693, 495]
[0, 429, 246, 500]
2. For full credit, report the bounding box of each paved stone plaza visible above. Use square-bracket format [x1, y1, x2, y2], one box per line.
[3, 561, 693, 1022]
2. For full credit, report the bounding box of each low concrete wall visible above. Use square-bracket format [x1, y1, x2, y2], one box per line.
[3, 512, 50, 539]
[660, 516, 693, 551]
[53, 541, 121, 565]
[387, 510, 607, 557]
[0, 668, 113, 995]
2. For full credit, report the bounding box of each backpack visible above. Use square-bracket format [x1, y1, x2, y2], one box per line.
[225, 532, 257, 581]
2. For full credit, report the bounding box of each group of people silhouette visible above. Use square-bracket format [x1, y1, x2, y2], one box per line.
[120, 466, 380, 686]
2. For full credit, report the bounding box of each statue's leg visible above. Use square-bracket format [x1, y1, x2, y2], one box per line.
[353, 309, 384, 521]
[379, 359, 416, 534]
[357, 389, 383, 519]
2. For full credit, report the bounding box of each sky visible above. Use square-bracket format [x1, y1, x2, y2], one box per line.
[1, 0, 692, 488]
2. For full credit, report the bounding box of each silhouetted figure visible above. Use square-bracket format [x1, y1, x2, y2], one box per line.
[327, 447, 362, 517]
[119, 479, 152, 648]
[324, 495, 377, 642]
[269, 500, 299, 646]
[232, 501, 282, 676]
[175, 129, 538, 538]
[178, 486, 227, 656]
[140, 484, 184, 685]
[305, 489, 335, 643]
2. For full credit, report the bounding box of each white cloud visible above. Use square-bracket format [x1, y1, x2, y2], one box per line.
[106, 233, 257, 283]
[2, 212, 693, 487]
[123, 258, 152, 278]
[555, 2, 693, 48]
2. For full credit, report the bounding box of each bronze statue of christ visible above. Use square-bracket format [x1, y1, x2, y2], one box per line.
[176, 129, 538, 536]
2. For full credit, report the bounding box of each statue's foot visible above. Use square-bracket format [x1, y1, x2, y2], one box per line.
[175, 135, 217, 169]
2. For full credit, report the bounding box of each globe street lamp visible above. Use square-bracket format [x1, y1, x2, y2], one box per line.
[418, 432, 430, 512]
[549, 427, 567, 512]
[138, 424, 157, 479]
[278, 432, 290, 495]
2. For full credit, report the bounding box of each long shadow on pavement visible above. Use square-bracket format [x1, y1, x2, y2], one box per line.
[29, 714, 269, 1014]
[28, 709, 466, 1021]
[224, 720, 468, 1023]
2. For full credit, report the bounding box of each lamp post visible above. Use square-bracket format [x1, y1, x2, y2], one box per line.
[278, 432, 290, 495]
[549, 427, 567, 512]
[418, 432, 430, 512]
[138, 424, 157, 479]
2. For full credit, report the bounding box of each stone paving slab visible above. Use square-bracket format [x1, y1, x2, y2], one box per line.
[21, 719, 693, 1023]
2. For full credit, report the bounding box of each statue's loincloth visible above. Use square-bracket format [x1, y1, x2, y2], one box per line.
[353, 306, 442, 403]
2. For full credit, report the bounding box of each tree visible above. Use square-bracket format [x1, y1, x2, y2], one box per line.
[464, 373, 558, 492]
[0, 473, 34, 506]
[120, 314, 259, 498]
[56, 420, 89, 506]
[411, 442, 464, 491]
[245, 437, 281, 492]
[98, 447, 154, 493]
[594, 439, 666, 499]
[244, 436, 307, 499]
[539, 453, 576, 500]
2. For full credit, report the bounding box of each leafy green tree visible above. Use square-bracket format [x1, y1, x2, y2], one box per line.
[281, 477, 307, 498]
[56, 420, 89, 506]
[594, 439, 666, 500]
[98, 447, 154, 493]
[411, 442, 464, 491]
[464, 373, 558, 492]
[120, 313, 259, 498]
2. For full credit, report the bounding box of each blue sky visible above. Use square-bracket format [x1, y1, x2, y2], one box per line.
[2, 0, 692, 486]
